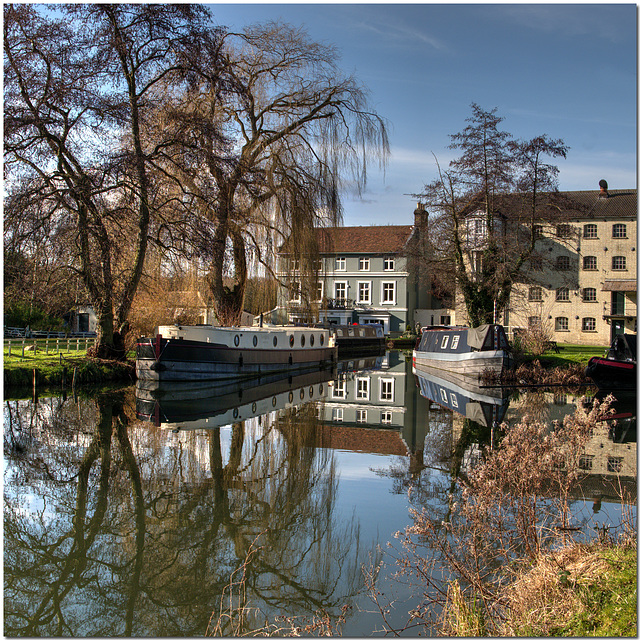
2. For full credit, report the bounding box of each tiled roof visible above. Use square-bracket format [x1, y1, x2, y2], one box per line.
[483, 189, 637, 221]
[557, 189, 637, 220]
[315, 225, 414, 254]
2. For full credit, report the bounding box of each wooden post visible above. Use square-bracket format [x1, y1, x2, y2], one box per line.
[72, 367, 77, 392]
[7, 340, 11, 358]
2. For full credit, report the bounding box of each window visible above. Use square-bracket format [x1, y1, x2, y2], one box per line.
[612, 256, 626, 270]
[332, 408, 344, 422]
[529, 287, 543, 302]
[582, 287, 597, 302]
[357, 281, 371, 304]
[332, 379, 346, 399]
[316, 282, 324, 301]
[356, 377, 370, 401]
[529, 255, 543, 271]
[607, 457, 623, 473]
[383, 257, 395, 271]
[440, 315, 451, 325]
[290, 258, 300, 271]
[556, 256, 571, 270]
[556, 224, 572, 238]
[380, 378, 394, 402]
[381, 411, 392, 425]
[583, 223, 598, 239]
[528, 316, 541, 329]
[582, 256, 597, 270]
[356, 409, 367, 423]
[612, 223, 627, 239]
[533, 225, 544, 239]
[290, 281, 301, 302]
[335, 257, 346, 271]
[556, 287, 570, 302]
[334, 281, 347, 301]
[611, 292, 625, 315]
[359, 257, 370, 271]
[582, 317, 596, 332]
[381, 281, 396, 304]
[472, 251, 484, 274]
[579, 455, 594, 470]
[555, 317, 569, 331]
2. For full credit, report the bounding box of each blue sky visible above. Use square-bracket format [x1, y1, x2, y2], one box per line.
[210, 3, 637, 226]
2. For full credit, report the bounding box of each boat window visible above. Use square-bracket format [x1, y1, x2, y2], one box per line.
[310, 334, 315, 346]
[253, 336, 258, 347]
[441, 335, 450, 349]
[451, 335, 460, 349]
[440, 388, 448, 403]
[301, 335, 306, 347]
[273, 336, 278, 347]
[289, 335, 295, 347]
[320, 334, 325, 346]
[234, 335, 240, 347]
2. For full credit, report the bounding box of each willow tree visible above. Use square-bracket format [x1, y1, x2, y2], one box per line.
[156, 21, 389, 325]
[418, 104, 568, 327]
[4, 4, 222, 358]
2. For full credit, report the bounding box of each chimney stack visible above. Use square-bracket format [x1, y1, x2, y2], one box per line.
[598, 179, 609, 198]
[414, 201, 428, 228]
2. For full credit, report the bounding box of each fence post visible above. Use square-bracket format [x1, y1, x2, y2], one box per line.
[7, 340, 11, 358]
[21, 339, 25, 358]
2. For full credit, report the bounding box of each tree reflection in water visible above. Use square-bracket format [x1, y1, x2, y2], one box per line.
[3, 389, 367, 636]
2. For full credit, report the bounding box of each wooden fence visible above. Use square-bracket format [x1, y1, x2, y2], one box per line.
[4, 337, 97, 358]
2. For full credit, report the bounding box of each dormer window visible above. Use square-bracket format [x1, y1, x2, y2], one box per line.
[383, 257, 395, 271]
[359, 257, 370, 271]
[335, 257, 346, 271]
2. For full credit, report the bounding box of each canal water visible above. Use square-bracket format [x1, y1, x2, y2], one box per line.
[4, 351, 636, 636]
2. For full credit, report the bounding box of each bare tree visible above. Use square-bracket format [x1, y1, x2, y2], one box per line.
[4, 4, 222, 357]
[154, 21, 389, 325]
[418, 104, 568, 327]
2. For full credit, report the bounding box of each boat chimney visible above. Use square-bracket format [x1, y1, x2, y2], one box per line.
[598, 179, 609, 198]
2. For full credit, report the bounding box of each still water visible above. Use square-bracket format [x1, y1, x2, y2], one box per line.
[4, 351, 636, 636]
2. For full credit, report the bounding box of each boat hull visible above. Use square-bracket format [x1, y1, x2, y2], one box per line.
[136, 326, 337, 382]
[412, 349, 511, 379]
[585, 357, 636, 390]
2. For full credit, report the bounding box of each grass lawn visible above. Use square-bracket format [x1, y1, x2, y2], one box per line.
[527, 344, 607, 368]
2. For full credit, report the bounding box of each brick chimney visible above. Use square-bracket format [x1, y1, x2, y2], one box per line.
[598, 179, 609, 198]
[414, 202, 428, 228]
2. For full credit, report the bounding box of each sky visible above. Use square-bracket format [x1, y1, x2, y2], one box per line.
[209, 2, 637, 226]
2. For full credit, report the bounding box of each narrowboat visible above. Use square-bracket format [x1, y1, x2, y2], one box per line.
[585, 334, 636, 390]
[412, 324, 513, 380]
[328, 323, 385, 354]
[136, 325, 336, 382]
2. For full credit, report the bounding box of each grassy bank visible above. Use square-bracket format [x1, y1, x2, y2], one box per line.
[4, 350, 135, 389]
[497, 542, 637, 636]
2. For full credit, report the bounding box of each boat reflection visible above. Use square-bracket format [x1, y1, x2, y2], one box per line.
[412, 365, 511, 429]
[136, 355, 385, 430]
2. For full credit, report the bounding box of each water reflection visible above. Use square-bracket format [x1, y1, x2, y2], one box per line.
[3, 352, 636, 637]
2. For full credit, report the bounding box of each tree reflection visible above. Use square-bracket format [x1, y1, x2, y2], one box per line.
[4, 389, 366, 636]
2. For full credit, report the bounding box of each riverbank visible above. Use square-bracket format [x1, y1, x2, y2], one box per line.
[4, 352, 135, 389]
[445, 540, 637, 637]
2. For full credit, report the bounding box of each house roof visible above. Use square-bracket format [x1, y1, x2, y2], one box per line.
[470, 188, 637, 222]
[315, 225, 414, 255]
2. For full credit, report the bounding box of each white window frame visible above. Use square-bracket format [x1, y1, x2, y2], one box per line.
[357, 281, 371, 304]
[356, 409, 367, 423]
[290, 281, 301, 303]
[334, 281, 348, 301]
[381, 281, 396, 305]
[379, 377, 395, 402]
[316, 281, 324, 302]
[383, 257, 395, 271]
[356, 376, 370, 401]
[380, 410, 392, 425]
[332, 407, 344, 422]
[332, 378, 347, 399]
[359, 257, 370, 271]
[335, 257, 346, 271]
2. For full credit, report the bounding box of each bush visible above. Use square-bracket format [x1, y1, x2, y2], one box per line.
[4, 301, 65, 332]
